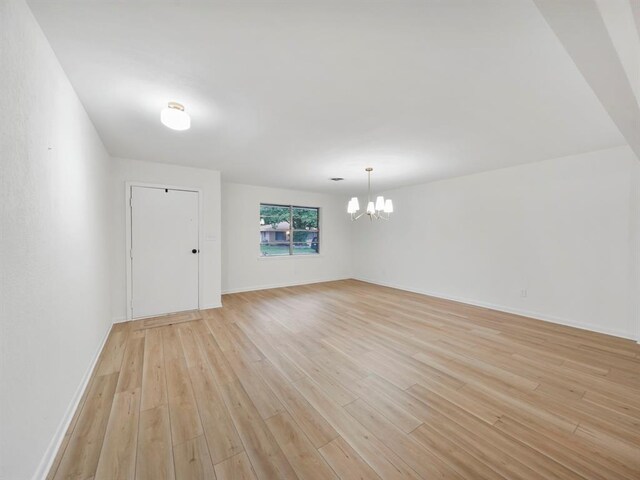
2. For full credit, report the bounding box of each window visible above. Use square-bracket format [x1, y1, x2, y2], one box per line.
[260, 204, 319, 256]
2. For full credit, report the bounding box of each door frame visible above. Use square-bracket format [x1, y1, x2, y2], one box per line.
[125, 182, 204, 321]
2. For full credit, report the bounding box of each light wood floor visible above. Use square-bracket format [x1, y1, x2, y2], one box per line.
[48, 279, 640, 480]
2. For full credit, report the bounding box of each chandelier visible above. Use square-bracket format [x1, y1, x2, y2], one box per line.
[347, 167, 393, 221]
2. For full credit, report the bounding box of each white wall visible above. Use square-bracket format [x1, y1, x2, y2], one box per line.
[222, 183, 352, 293]
[353, 146, 638, 340]
[111, 157, 222, 320]
[594, 0, 640, 105]
[0, 0, 113, 478]
[632, 159, 640, 340]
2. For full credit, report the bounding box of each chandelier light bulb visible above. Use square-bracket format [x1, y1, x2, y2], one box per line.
[161, 102, 191, 131]
[384, 199, 393, 213]
[375, 196, 385, 211]
[366, 201, 375, 214]
[351, 197, 360, 211]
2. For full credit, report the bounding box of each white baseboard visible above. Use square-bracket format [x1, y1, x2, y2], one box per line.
[32, 322, 112, 480]
[112, 316, 127, 324]
[222, 276, 351, 295]
[353, 277, 636, 341]
[200, 302, 222, 310]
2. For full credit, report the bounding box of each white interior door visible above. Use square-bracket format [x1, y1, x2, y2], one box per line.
[131, 186, 199, 318]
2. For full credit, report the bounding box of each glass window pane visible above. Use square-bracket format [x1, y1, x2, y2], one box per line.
[292, 207, 318, 230]
[260, 204, 291, 255]
[260, 204, 290, 229]
[260, 243, 290, 256]
[292, 232, 319, 255]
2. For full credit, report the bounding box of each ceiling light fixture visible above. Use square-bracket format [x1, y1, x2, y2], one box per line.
[161, 102, 191, 131]
[347, 167, 393, 221]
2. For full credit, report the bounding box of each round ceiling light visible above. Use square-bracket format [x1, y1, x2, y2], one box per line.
[161, 102, 190, 131]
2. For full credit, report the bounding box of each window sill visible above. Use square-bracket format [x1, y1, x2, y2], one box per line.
[257, 254, 323, 260]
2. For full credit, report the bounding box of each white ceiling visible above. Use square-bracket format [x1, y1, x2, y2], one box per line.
[29, 0, 626, 193]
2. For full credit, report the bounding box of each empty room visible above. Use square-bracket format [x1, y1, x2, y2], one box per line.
[2, 0, 640, 479]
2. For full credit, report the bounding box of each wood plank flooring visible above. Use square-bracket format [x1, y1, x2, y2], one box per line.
[48, 279, 640, 480]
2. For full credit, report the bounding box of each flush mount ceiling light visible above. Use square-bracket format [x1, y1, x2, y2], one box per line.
[161, 102, 191, 131]
[347, 167, 393, 221]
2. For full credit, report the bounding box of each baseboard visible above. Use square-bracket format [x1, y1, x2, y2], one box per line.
[32, 322, 112, 480]
[200, 302, 222, 310]
[112, 316, 127, 324]
[353, 277, 636, 341]
[222, 276, 351, 295]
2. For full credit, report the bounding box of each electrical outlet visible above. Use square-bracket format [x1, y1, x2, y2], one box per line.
[521, 289, 527, 298]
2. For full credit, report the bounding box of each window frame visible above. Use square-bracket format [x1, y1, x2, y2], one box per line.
[259, 203, 320, 257]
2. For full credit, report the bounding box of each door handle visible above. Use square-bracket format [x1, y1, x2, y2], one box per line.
[192, 249, 198, 254]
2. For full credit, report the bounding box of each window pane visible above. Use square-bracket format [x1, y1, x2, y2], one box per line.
[292, 207, 318, 230]
[260, 204, 291, 256]
[260, 243, 290, 256]
[260, 204, 290, 229]
[292, 231, 319, 255]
